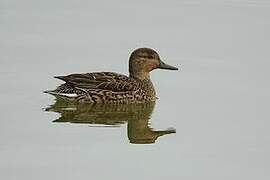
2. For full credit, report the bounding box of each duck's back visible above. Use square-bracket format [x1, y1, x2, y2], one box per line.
[45, 72, 156, 103]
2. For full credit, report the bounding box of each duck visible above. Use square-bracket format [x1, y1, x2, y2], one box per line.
[44, 48, 178, 103]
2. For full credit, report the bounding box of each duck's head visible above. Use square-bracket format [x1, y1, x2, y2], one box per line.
[129, 48, 178, 79]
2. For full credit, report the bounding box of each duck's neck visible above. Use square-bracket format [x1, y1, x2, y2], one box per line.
[129, 71, 150, 80]
[129, 72, 156, 100]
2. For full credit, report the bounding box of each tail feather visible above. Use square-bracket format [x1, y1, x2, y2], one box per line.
[44, 90, 78, 98]
[54, 76, 68, 82]
[43, 90, 59, 96]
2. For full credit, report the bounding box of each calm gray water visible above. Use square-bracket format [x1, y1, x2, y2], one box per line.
[1, 0, 270, 179]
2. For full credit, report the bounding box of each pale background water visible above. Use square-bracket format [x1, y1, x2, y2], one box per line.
[1, 0, 270, 179]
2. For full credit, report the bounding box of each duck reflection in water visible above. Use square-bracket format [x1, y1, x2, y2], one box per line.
[46, 98, 176, 144]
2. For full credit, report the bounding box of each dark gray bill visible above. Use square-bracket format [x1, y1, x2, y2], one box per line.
[158, 61, 178, 70]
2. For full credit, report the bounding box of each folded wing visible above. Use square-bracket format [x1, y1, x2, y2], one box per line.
[54, 72, 138, 92]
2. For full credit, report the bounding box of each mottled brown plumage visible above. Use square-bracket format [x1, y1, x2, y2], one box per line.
[44, 48, 178, 103]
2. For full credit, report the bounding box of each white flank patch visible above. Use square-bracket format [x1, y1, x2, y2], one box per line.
[61, 107, 77, 111]
[59, 93, 78, 97]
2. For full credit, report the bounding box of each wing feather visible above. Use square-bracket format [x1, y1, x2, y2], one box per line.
[54, 72, 137, 92]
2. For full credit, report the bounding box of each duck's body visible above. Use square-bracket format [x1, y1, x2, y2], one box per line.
[45, 48, 178, 104]
[45, 72, 156, 103]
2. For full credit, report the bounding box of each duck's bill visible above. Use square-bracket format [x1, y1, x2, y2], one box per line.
[158, 61, 178, 70]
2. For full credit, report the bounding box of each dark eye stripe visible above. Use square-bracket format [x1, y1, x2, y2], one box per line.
[138, 55, 154, 59]
[138, 55, 148, 58]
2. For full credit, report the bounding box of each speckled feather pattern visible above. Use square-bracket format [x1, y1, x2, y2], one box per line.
[47, 72, 156, 104]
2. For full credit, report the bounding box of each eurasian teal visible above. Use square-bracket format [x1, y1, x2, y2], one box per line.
[44, 48, 178, 103]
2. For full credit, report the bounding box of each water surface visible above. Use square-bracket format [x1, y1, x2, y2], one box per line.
[1, 0, 270, 179]
[46, 99, 175, 144]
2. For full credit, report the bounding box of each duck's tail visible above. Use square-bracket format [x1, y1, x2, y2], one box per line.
[44, 90, 78, 98]
[43, 90, 56, 95]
